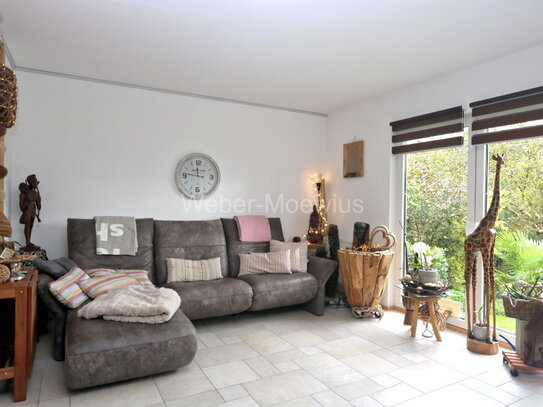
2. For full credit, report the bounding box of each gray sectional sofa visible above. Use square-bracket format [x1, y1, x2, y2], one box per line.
[37, 217, 337, 389]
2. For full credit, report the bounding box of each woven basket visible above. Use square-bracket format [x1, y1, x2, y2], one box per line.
[502, 296, 543, 321]
[0, 240, 15, 251]
[0, 264, 9, 283]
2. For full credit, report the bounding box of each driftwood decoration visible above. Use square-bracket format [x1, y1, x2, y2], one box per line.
[517, 307, 543, 368]
[338, 249, 394, 319]
[338, 225, 397, 319]
[369, 225, 396, 251]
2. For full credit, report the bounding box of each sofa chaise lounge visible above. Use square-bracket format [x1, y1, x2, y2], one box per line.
[37, 217, 337, 389]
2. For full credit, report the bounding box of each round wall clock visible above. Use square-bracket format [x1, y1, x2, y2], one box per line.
[175, 153, 221, 199]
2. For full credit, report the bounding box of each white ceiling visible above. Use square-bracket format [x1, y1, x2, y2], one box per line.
[1, 0, 543, 114]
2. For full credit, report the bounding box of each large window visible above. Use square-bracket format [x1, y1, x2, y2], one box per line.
[404, 136, 543, 333]
[398, 88, 543, 335]
[405, 146, 468, 316]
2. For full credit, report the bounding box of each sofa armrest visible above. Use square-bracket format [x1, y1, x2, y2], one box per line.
[304, 256, 338, 316]
[307, 256, 337, 285]
[37, 273, 67, 361]
[38, 274, 66, 318]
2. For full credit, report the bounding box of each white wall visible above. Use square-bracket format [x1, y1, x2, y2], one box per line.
[7, 72, 327, 257]
[326, 43, 543, 305]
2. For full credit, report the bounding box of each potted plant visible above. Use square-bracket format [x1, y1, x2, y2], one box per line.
[496, 231, 543, 320]
[410, 241, 439, 284]
[472, 305, 488, 341]
[502, 276, 543, 321]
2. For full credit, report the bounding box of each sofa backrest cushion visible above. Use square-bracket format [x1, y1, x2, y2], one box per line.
[221, 218, 285, 277]
[154, 220, 228, 284]
[67, 218, 156, 282]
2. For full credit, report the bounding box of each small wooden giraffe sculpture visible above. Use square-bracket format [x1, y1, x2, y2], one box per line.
[465, 154, 504, 343]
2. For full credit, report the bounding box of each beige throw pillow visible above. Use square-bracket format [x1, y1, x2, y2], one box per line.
[270, 240, 308, 272]
[238, 250, 292, 276]
[166, 257, 223, 283]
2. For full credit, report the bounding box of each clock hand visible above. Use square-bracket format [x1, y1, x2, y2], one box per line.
[187, 173, 204, 178]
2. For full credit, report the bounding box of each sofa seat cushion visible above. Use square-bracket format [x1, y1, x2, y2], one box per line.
[166, 278, 253, 320]
[65, 309, 197, 389]
[237, 273, 319, 311]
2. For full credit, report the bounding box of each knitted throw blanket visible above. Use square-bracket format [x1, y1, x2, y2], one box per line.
[78, 286, 180, 324]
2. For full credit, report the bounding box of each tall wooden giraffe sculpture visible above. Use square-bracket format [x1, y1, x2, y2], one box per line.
[465, 154, 504, 343]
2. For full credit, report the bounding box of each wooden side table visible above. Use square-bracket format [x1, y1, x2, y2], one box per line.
[0, 268, 38, 402]
[408, 292, 443, 342]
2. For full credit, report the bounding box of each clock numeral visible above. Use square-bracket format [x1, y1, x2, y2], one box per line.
[196, 160, 202, 166]
[182, 173, 187, 179]
[195, 187, 201, 193]
[209, 174, 214, 180]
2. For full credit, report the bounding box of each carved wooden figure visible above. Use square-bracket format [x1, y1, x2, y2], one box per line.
[19, 175, 41, 251]
[465, 154, 504, 343]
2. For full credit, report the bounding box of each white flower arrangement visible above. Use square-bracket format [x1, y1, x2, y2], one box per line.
[412, 241, 428, 254]
[412, 241, 432, 269]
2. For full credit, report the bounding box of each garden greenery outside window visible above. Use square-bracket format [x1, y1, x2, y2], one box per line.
[404, 144, 468, 319]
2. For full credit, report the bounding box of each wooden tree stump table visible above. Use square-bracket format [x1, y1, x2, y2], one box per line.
[337, 249, 394, 319]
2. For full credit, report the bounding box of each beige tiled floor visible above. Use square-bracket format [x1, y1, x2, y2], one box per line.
[1, 308, 542, 406]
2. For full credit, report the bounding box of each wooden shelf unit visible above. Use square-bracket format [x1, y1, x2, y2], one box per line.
[0, 268, 38, 402]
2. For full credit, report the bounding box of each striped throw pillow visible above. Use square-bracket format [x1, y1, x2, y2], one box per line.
[270, 240, 308, 272]
[117, 270, 153, 286]
[85, 268, 153, 286]
[86, 268, 115, 278]
[48, 267, 91, 308]
[238, 250, 292, 276]
[166, 257, 223, 283]
[78, 274, 140, 298]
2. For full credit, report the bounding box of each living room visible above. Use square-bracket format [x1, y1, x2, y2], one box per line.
[0, 1, 542, 406]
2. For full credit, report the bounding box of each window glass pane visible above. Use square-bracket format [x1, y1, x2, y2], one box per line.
[488, 136, 543, 334]
[405, 146, 468, 318]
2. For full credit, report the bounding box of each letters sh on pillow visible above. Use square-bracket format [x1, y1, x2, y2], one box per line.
[94, 216, 138, 255]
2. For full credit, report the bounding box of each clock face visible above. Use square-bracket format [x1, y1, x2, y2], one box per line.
[175, 153, 220, 199]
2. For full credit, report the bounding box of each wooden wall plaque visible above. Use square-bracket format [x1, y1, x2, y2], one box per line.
[343, 140, 364, 178]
